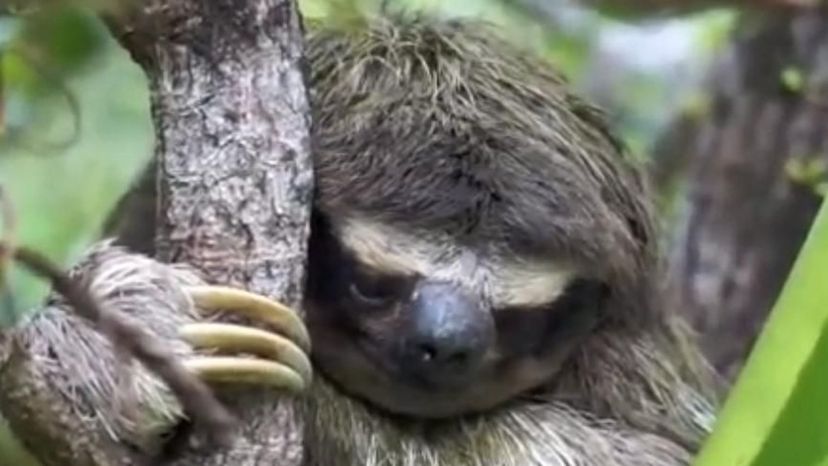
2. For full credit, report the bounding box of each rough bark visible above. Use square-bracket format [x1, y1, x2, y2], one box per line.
[664, 6, 828, 382]
[110, 0, 314, 464]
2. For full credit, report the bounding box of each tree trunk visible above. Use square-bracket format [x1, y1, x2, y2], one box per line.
[665, 5, 828, 382]
[109, 0, 314, 464]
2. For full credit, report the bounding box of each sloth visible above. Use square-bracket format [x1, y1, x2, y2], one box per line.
[1, 14, 718, 466]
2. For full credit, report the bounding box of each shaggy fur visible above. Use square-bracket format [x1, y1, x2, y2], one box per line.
[302, 18, 717, 464]
[11, 242, 204, 452]
[307, 16, 658, 323]
[7, 14, 719, 466]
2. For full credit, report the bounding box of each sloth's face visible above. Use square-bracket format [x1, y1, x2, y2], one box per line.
[304, 215, 609, 419]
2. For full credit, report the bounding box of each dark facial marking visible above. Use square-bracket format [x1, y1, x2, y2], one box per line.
[305, 211, 611, 419]
[493, 279, 610, 358]
[306, 213, 417, 330]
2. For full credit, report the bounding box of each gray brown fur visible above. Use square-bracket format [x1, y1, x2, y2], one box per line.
[2, 243, 204, 457]
[2, 14, 718, 466]
[309, 16, 658, 323]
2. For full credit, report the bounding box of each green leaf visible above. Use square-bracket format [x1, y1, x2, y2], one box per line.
[20, 6, 106, 74]
[781, 66, 805, 93]
[693, 200, 828, 466]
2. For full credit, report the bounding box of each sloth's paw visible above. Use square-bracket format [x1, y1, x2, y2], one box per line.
[179, 286, 312, 394]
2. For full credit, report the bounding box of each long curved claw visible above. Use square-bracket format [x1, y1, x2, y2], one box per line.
[185, 285, 310, 352]
[180, 322, 312, 389]
[180, 286, 312, 393]
[183, 357, 305, 393]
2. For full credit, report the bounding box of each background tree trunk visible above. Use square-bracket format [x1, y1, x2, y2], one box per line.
[663, 5, 828, 382]
[109, 0, 314, 464]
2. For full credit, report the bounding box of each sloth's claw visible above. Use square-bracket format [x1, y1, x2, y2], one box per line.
[185, 285, 310, 352]
[180, 323, 312, 390]
[179, 286, 312, 392]
[183, 356, 306, 393]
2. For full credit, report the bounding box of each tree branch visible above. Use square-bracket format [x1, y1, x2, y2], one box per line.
[107, 0, 314, 464]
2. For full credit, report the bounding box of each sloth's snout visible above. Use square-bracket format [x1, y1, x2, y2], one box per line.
[397, 281, 494, 388]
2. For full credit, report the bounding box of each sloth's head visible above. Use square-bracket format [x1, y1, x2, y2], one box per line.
[303, 16, 658, 419]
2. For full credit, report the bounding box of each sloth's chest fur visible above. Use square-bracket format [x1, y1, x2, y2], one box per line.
[301, 380, 695, 466]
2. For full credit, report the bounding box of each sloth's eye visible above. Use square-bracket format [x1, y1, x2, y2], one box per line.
[348, 270, 410, 307]
[349, 281, 389, 306]
[350, 279, 392, 306]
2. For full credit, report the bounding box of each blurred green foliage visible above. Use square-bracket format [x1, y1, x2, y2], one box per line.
[0, 8, 151, 319]
[20, 7, 105, 74]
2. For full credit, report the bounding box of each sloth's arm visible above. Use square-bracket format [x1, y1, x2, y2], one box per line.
[0, 241, 311, 464]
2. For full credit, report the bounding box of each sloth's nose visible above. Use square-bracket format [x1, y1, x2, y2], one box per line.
[398, 281, 494, 388]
